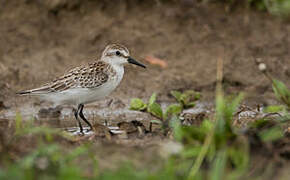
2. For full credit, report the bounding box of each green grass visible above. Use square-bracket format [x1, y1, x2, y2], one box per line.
[216, 0, 290, 17]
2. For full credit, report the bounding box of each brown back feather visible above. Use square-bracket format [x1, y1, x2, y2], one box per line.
[19, 61, 113, 94]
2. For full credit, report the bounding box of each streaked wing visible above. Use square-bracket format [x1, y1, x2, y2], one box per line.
[19, 61, 111, 94]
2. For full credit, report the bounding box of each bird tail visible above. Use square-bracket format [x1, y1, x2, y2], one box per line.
[16, 90, 32, 95]
[16, 86, 51, 95]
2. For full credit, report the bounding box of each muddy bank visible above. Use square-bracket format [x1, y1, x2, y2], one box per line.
[0, 1, 290, 109]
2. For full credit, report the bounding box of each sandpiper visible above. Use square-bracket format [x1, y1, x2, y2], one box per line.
[17, 44, 146, 133]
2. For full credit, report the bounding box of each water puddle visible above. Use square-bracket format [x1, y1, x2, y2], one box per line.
[64, 126, 124, 136]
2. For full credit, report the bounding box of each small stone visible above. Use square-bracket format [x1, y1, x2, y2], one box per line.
[117, 120, 147, 134]
[258, 63, 267, 72]
[180, 112, 207, 126]
[117, 121, 137, 133]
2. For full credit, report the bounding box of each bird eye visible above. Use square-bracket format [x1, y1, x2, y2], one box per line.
[116, 51, 121, 56]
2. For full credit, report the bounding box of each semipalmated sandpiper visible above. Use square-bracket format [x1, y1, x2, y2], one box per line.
[18, 44, 146, 133]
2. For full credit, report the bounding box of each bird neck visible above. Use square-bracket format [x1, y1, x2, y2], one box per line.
[101, 58, 124, 79]
[111, 62, 124, 78]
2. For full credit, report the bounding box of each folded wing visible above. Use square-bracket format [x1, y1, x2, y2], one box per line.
[17, 61, 110, 95]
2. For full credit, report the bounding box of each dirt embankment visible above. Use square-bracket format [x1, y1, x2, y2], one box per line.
[0, 0, 290, 108]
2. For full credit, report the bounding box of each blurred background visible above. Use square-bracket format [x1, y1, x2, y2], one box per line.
[1, 0, 290, 106]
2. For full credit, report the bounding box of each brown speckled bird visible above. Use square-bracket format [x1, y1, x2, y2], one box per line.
[18, 44, 146, 133]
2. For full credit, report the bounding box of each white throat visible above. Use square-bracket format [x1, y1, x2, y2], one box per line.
[102, 57, 125, 80]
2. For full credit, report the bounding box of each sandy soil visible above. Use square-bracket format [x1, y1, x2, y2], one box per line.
[1, 0, 290, 109]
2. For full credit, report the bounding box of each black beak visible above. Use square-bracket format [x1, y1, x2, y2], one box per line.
[127, 57, 146, 68]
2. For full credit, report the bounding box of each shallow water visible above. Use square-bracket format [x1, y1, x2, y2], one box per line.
[0, 99, 213, 136]
[64, 126, 124, 136]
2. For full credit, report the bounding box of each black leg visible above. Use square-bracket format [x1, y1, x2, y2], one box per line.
[78, 104, 93, 131]
[74, 105, 83, 133]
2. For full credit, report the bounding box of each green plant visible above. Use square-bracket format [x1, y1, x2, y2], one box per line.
[179, 93, 249, 179]
[0, 114, 99, 180]
[255, 59, 290, 109]
[264, 0, 290, 17]
[263, 105, 285, 113]
[216, 0, 290, 17]
[130, 93, 183, 121]
[248, 0, 267, 10]
[130, 91, 201, 134]
[0, 144, 92, 180]
[170, 90, 201, 109]
[130, 90, 200, 121]
[272, 79, 290, 109]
